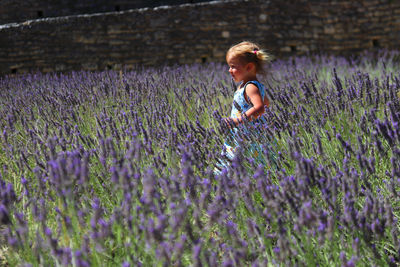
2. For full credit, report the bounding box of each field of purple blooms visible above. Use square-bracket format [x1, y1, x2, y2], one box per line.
[1, 51, 400, 266]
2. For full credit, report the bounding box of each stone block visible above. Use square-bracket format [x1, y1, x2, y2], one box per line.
[74, 35, 97, 44]
[109, 40, 126, 45]
[280, 46, 291, 52]
[221, 31, 230, 38]
[259, 14, 268, 22]
[324, 26, 335, 34]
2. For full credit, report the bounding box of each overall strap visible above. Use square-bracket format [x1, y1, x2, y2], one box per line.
[242, 80, 264, 104]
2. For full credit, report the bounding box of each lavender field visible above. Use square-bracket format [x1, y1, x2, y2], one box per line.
[1, 51, 400, 266]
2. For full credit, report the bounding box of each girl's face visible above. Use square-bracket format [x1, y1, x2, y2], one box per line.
[226, 54, 248, 83]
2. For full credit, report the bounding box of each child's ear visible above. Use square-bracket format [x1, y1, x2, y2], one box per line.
[246, 62, 255, 72]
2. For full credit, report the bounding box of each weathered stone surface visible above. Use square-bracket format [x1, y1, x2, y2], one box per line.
[0, 0, 399, 75]
[0, 0, 213, 24]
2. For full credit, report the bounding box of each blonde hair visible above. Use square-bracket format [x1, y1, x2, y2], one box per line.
[226, 41, 271, 73]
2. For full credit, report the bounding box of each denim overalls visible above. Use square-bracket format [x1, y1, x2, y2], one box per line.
[215, 80, 277, 173]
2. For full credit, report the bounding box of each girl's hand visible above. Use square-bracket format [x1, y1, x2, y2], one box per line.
[224, 118, 237, 128]
[224, 118, 232, 128]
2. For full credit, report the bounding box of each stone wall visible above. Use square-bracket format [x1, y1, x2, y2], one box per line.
[1, 0, 400, 75]
[0, 0, 211, 24]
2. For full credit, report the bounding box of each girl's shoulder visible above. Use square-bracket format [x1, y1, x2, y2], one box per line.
[243, 80, 264, 90]
[242, 80, 266, 96]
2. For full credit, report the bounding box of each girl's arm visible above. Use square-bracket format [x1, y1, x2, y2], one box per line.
[264, 94, 270, 108]
[233, 83, 265, 125]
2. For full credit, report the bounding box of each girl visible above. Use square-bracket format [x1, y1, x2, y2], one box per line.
[226, 41, 270, 125]
[215, 41, 275, 173]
